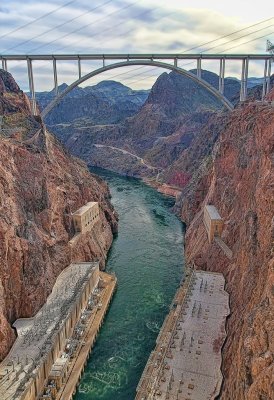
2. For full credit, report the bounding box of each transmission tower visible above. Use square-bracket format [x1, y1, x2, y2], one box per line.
[266, 40, 274, 54]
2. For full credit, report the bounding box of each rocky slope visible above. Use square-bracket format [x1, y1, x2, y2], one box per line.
[179, 98, 274, 399]
[0, 70, 118, 361]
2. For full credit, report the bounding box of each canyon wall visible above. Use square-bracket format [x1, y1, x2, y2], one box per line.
[49, 70, 227, 181]
[180, 98, 274, 399]
[0, 70, 118, 361]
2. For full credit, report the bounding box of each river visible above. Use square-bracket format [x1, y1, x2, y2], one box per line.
[75, 168, 185, 400]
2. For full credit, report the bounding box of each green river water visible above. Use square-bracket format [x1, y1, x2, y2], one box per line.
[75, 168, 185, 400]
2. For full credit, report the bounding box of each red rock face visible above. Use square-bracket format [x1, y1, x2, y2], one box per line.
[0, 71, 118, 361]
[0, 69, 31, 115]
[181, 98, 274, 399]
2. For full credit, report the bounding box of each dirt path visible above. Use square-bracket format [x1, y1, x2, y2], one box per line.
[93, 143, 160, 171]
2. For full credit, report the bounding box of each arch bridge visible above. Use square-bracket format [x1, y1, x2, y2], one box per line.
[0, 53, 273, 116]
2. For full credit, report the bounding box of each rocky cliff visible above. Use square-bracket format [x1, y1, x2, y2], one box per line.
[0, 70, 118, 361]
[179, 98, 274, 399]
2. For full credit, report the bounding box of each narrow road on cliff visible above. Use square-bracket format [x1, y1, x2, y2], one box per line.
[93, 143, 161, 172]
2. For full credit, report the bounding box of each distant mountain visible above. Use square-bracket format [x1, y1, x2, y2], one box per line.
[189, 69, 241, 102]
[33, 80, 149, 125]
[226, 76, 265, 88]
[51, 69, 229, 178]
[246, 77, 265, 88]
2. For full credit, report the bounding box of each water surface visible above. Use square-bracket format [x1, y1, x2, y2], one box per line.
[75, 168, 184, 400]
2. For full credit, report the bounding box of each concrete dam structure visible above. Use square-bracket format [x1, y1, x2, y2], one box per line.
[135, 267, 230, 400]
[0, 262, 117, 400]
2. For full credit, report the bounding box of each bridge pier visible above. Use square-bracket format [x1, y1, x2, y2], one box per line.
[27, 58, 37, 115]
[53, 58, 58, 96]
[219, 59, 225, 95]
[78, 57, 82, 79]
[197, 58, 201, 79]
[262, 59, 268, 99]
[266, 58, 272, 95]
[240, 58, 249, 102]
[1, 58, 7, 71]
[262, 59, 272, 99]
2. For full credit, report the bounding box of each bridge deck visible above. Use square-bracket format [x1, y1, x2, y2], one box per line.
[1, 53, 272, 61]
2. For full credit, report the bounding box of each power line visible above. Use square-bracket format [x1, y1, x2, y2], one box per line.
[53, 5, 156, 53]
[0, 0, 76, 41]
[181, 16, 274, 53]
[107, 22, 274, 87]
[55, 7, 177, 53]
[29, 0, 141, 53]
[219, 30, 274, 53]
[3, 0, 114, 53]
[201, 23, 273, 53]
[8, 10, 272, 92]
[70, 17, 273, 84]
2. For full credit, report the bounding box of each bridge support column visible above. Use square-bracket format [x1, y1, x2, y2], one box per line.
[219, 59, 225, 95]
[240, 58, 249, 101]
[1, 58, 7, 71]
[197, 58, 201, 79]
[53, 58, 58, 96]
[174, 58, 178, 68]
[27, 58, 37, 115]
[262, 59, 268, 100]
[244, 58, 249, 99]
[266, 58, 272, 95]
[78, 57, 82, 79]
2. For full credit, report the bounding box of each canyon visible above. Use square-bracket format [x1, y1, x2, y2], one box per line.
[40, 69, 274, 399]
[0, 69, 118, 361]
[0, 66, 273, 400]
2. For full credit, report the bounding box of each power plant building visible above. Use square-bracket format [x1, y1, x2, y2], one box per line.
[72, 202, 100, 234]
[0, 262, 115, 400]
[203, 205, 224, 242]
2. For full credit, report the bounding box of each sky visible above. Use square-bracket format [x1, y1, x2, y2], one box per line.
[0, 0, 273, 91]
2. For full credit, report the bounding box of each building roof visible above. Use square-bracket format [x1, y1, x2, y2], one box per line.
[205, 205, 222, 220]
[72, 201, 98, 217]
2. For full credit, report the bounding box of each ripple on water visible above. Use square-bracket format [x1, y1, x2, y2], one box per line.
[75, 168, 184, 400]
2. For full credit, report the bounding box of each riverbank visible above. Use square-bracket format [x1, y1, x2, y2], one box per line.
[143, 177, 182, 199]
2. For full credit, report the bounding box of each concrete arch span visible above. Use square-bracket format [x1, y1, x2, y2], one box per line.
[41, 60, 234, 118]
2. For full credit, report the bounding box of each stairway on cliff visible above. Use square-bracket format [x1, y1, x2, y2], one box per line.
[214, 236, 233, 260]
